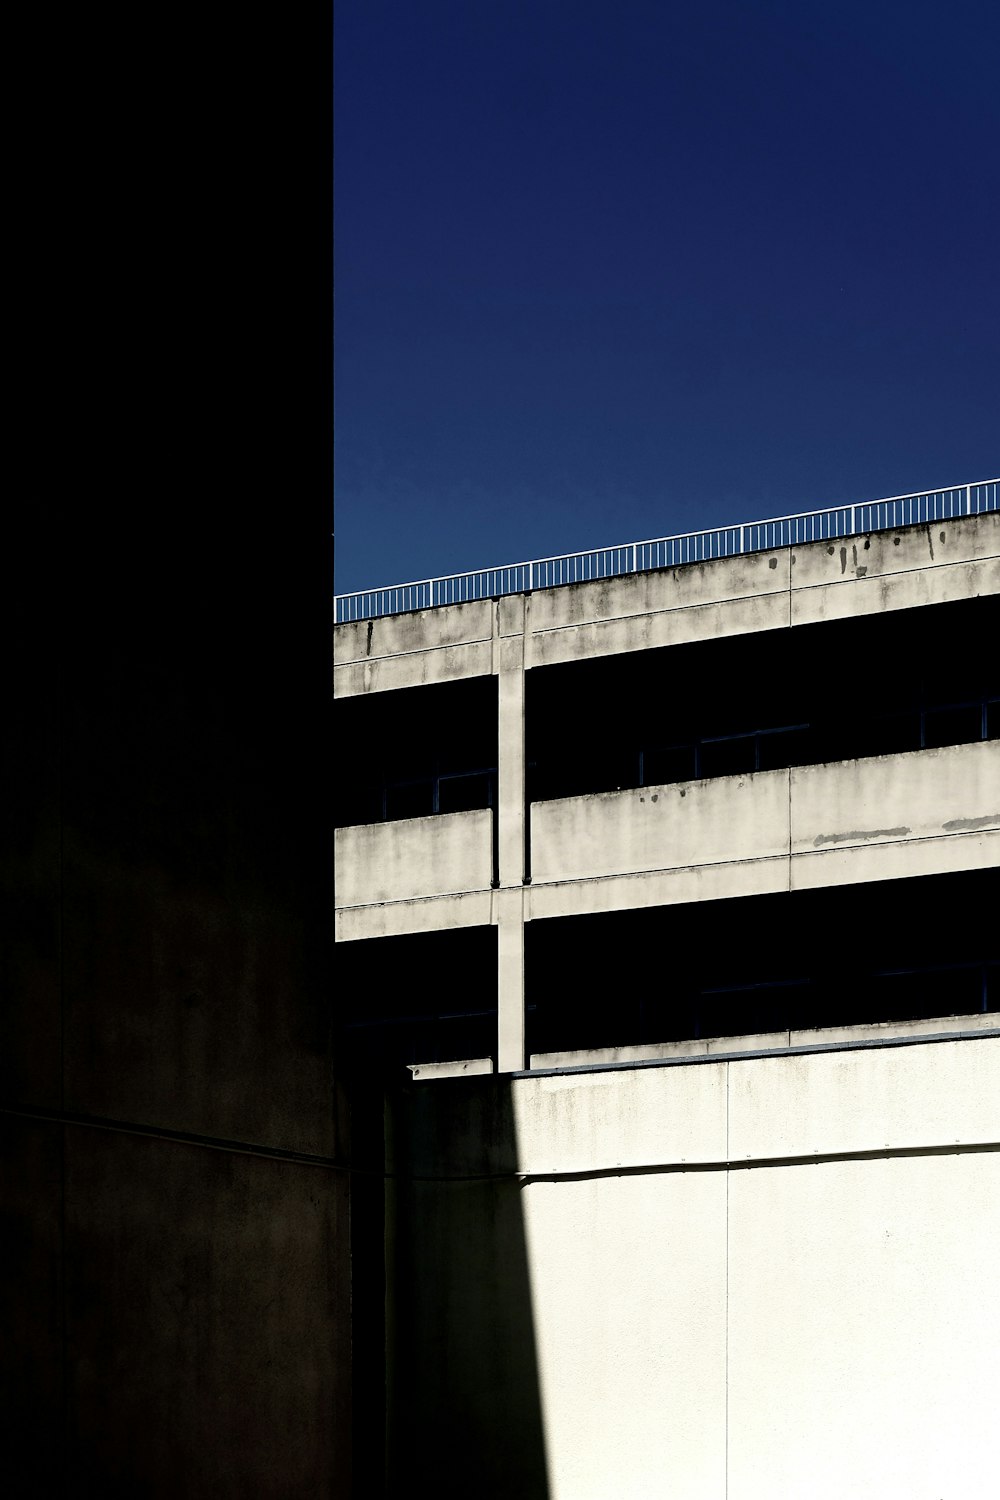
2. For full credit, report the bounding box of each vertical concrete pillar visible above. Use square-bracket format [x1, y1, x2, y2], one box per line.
[496, 596, 526, 1071]
[497, 888, 525, 1073]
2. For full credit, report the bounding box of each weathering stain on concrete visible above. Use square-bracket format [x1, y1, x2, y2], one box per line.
[813, 826, 910, 847]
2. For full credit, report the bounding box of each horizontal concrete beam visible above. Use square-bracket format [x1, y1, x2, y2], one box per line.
[337, 743, 998, 937]
[334, 888, 495, 942]
[529, 1011, 1000, 1071]
[333, 514, 1000, 692]
[527, 741, 1000, 921]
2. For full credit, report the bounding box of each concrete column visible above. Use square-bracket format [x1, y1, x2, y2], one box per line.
[497, 887, 525, 1073]
[496, 596, 527, 1071]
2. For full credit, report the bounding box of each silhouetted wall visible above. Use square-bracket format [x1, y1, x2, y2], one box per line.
[3, 501, 347, 1491]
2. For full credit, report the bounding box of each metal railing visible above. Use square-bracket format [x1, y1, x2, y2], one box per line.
[335, 478, 999, 623]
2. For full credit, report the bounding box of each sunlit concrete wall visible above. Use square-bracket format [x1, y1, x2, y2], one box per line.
[336, 742, 999, 942]
[529, 740, 1000, 918]
[335, 512, 999, 696]
[392, 1029, 1000, 1499]
[335, 598, 495, 696]
[335, 809, 493, 910]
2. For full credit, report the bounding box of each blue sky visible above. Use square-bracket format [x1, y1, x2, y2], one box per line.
[334, 0, 998, 596]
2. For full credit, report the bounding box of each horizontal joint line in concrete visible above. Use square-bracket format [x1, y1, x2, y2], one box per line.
[527, 586, 786, 638]
[516, 1138, 1000, 1185]
[335, 887, 492, 912]
[528, 824, 998, 893]
[527, 553, 999, 640]
[0, 1104, 346, 1172]
[334, 634, 492, 666]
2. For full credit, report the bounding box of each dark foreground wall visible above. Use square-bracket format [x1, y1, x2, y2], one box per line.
[2, 536, 348, 1497]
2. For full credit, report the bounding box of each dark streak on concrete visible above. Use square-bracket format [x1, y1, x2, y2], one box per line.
[942, 814, 1000, 832]
[813, 826, 910, 847]
[927, 528, 935, 561]
[366, 620, 374, 657]
[839, 546, 847, 574]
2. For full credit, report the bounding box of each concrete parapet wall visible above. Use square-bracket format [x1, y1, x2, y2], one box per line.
[529, 1009, 1000, 1071]
[335, 808, 493, 908]
[337, 742, 998, 938]
[334, 599, 494, 696]
[334, 513, 1000, 693]
[531, 770, 790, 883]
[528, 741, 1000, 918]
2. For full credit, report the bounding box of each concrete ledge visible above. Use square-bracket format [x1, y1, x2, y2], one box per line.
[334, 637, 493, 697]
[334, 514, 999, 686]
[335, 888, 495, 942]
[407, 1057, 495, 1081]
[530, 1011, 1000, 1071]
[334, 598, 494, 667]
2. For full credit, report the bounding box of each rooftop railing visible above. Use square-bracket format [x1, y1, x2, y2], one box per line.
[335, 478, 999, 624]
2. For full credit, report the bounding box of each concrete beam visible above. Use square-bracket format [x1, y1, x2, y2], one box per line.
[526, 741, 1000, 921]
[333, 513, 999, 690]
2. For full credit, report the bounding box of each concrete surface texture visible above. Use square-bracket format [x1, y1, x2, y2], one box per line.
[336, 807, 493, 908]
[334, 513, 999, 694]
[389, 1035, 1000, 1500]
[529, 738, 999, 913]
[3, 584, 348, 1497]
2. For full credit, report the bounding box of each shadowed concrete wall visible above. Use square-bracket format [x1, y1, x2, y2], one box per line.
[387, 1078, 550, 1499]
[392, 1034, 999, 1500]
[3, 556, 348, 1495]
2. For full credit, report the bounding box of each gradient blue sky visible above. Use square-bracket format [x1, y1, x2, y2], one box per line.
[334, 0, 998, 596]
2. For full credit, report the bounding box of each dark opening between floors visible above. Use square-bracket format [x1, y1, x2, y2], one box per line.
[335, 674, 498, 828]
[337, 924, 499, 1073]
[335, 870, 997, 1074]
[525, 868, 999, 1058]
[526, 595, 999, 803]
